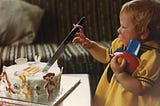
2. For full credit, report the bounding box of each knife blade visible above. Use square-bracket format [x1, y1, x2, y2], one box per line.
[42, 17, 86, 72]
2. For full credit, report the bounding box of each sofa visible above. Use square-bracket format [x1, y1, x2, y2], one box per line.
[0, 0, 129, 97]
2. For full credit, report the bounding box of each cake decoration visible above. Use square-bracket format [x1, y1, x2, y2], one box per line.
[1, 69, 16, 94]
[15, 58, 27, 64]
[43, 73, 56, 98]
[0, 57, 62, 101]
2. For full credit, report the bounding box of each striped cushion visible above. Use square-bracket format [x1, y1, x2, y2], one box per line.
[0, 43, 58, 65]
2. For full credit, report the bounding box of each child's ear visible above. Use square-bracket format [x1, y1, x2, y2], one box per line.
[140, 28, 149, 40]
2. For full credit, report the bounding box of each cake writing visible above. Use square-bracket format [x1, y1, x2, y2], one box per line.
[23, 66, 40, 75]
[13, 66, 41, 77]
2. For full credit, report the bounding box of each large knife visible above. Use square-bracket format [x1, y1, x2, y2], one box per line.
[42, 17, 85, 72]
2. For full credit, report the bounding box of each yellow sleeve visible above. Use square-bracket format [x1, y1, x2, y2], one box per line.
[105, 38, 124, 63]
[133, 50, 160, 87]
[111, 38, 124, 53]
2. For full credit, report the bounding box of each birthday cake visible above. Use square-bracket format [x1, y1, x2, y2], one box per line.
[0, 57, 62, 100]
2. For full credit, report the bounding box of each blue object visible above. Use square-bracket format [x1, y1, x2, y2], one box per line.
[115, 47, 123, 52]
[126, 39, 141, 56]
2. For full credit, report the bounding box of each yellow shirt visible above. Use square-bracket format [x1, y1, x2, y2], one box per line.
[93, 38, 160, 106]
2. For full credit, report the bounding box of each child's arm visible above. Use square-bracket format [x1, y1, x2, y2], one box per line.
[110, 55, 147, 95]
[87, 40, 107, 64]
[116, 72, 147, 95]
[72, 33, 107, 64]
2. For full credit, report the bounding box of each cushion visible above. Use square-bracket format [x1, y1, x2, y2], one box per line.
[0, 0, 44, 46]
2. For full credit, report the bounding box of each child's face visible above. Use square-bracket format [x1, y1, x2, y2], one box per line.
[117, 13, 141, 46]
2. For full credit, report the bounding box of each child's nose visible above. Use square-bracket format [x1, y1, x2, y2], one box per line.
[117, 27, 121, 34]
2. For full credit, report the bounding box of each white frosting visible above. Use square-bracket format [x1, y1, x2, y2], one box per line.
[6, 61, 60, 78]
[0, 61, 62, 99]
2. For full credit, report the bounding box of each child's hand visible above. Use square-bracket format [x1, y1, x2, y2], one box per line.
[72, 33, 93, 49]
[110, 55, 127, 75]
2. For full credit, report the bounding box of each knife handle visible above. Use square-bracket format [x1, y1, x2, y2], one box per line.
[76, 16, 86, 26]
[65, 17, 86, 44]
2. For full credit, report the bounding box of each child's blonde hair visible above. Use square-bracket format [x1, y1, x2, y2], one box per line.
[120, 0, 160, 40]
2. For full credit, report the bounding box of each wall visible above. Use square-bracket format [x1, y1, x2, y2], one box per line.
[24, 0, 130, 44]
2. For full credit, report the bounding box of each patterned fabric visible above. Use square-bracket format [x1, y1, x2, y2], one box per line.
[0, 43, 58, 65]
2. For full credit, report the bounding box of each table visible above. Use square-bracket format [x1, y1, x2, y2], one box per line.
[0, 74, 92, 106]
[58, 74, 91, 106]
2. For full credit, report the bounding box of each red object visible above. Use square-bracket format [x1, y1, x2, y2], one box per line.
[119, 52, 139, 73]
